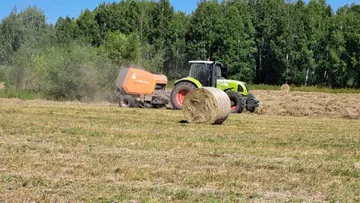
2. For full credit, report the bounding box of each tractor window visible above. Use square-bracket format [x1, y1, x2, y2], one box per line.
[189, 63, 211, 86]
[214, 65, 223, 79]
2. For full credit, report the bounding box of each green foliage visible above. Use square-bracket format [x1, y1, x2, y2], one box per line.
[0, 66, 5, 81]
[139, 42, 165, 73]
[148, 0, 175, 75]
[219, 0, 256, 83]
[251, 0, 291, 84]
[0, 6, 53, 65]
[55, 16, 80, 45]
[340, 5, 360, 88]
[164, 11, 189, 78]
[305, 0, 333, 86]
[185, 0, 223, 60]
[1, 0, 360, 102]
[42, 43, 119, 101]
[76, 9, 100, 45]
[0, 9, 22, 65]
[98, 31, 140, 66]
[5, 41, 118, 101]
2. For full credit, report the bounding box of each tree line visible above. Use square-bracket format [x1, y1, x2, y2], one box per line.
[0, 0, 359, 100]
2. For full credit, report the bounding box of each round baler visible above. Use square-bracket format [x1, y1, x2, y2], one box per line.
[115, 67, 170, 109]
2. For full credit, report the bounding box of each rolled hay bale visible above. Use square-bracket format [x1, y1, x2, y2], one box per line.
[280, 84, 291, 92]
[355, 163, 360, 172]
[182, 87, 231, 124]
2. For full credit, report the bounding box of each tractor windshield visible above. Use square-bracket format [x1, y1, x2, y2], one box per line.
[189, 63, 211, 86]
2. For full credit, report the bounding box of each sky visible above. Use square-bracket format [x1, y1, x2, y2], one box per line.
[0, 0, 360, 24]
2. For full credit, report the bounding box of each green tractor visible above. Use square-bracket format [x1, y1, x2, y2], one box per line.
[170, 60, 259, 113]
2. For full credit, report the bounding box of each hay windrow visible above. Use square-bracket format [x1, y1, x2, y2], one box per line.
[252, 90, 360, 119]
[182, 87, 231, 124]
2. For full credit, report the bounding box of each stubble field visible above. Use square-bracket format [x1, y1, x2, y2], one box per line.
[0, 90, 359, 202]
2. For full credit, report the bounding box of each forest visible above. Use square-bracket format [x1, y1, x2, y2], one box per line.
[0, 0, 359, 101]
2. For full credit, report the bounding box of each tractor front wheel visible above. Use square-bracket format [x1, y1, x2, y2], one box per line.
[227, 91, 246, 113]
[170, 82, 197, 110]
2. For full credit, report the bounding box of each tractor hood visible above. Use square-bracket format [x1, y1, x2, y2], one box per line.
[217, 79, 249, 95]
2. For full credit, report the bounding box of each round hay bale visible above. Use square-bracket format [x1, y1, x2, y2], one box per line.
[182, 87, 231, 124]
[280, 84, 291, 92]
[355, 163, 360, 172]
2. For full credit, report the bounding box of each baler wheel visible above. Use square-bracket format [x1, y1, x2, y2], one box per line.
[119, 95, 137, 108]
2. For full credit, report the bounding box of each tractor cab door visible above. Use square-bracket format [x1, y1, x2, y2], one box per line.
[189, 63, 211, 86]
[211, 63, 224, 87]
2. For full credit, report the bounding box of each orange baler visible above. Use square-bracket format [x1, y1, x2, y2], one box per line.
[115, 67, 170, 108]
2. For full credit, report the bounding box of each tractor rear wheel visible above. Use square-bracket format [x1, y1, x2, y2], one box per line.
[170, 82, 197, 110]
[227, 91, 246, 113]
[119, 95, 137, 108]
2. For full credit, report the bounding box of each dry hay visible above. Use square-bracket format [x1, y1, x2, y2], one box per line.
[252, 90, 360, 119]
[280, 84, 291, 92]
[355, 163, 360, 172]
[182, 87, 231, 124]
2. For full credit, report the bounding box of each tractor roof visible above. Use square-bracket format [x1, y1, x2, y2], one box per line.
[189, 60, 214, 64]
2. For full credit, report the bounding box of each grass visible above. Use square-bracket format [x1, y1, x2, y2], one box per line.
[0, 88, 44, 100]
[0, 99, 359, 202]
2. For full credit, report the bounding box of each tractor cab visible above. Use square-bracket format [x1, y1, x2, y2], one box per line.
[188, 60, 226, 87]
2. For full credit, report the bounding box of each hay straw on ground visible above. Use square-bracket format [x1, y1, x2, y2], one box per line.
[355, 163, 360, 172]
[182, 87, 231, 124]
[252, 90, 360, 119]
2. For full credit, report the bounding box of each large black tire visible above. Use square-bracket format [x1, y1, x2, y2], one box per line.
[119, 95, 137, 108]
[246, 106, 256, 113]
[246, 93, 258, 113]
[170, 82, 197, 110]
[227, 91, 246, 113]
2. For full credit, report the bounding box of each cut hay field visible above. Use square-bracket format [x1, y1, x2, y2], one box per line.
[0, 90, 360, 202]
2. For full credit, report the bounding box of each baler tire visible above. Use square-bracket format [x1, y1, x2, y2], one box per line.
[227, 91, 245, 113]
[170, 82, 197, 110]
[119, 95, 137, 108]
